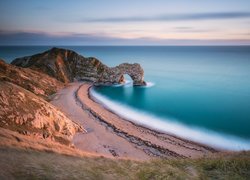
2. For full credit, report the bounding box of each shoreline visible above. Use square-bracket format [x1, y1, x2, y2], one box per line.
[52, 82, 150, 160]
[88, 85, 217, 152]
[75, 82, 218, 159]
[89, 85, 250, 151]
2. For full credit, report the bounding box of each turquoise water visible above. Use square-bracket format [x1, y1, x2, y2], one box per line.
[1, 46, 250, 149]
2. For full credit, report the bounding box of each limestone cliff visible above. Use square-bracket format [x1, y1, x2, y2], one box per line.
[0, 60, 83, 146]
[0, 81, 83, 145]
[0, 59, 64, 100]
[100, 63, 146, 85]
[12, 47, 146, 85]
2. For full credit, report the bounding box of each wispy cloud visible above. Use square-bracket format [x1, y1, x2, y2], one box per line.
[0, 30, 250, 46]
[173, 27, 215, 33]
[83, 12, 250, 23]
[0, 30, 120, 45]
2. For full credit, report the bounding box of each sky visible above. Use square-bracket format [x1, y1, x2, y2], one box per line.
[0, 0, 250, 45]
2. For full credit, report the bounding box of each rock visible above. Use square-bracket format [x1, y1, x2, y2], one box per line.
[0, 59, 64, 100]
[11, 47, 146, 86]
[100, 63, 146, 86]
[0, 81, 83, 145]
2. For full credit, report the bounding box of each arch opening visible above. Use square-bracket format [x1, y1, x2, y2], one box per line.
[118, 74, 133, 84]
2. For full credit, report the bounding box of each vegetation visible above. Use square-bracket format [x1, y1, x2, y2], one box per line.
[0, 147, 249, 180]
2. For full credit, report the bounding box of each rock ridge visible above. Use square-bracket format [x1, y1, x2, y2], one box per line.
[0, 59, 83, 146]
[11, 47, 146, 86]
[0, 81, 83, 145]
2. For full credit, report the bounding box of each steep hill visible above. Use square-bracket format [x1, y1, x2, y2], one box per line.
[0, 59, 64, 100]
[0, 59, 83, 147]
[11, 47, 146, 85]
[0, 81, 83, 145]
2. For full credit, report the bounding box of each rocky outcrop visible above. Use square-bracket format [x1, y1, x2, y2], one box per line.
[100, 63, 146, 86]
[0, 59, 64, 100]
[11, 48, 78, 83]
[0, 81, 83, 145]
[12, 47, 146, 86]
[0, 59, 84, 145]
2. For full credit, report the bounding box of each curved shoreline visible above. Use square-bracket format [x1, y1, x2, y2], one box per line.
[88, 86, 217, 151]
[76, 82, 218, 158]
[90, 85, 250, 151]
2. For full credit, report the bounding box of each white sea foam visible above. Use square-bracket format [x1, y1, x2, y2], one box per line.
[112, 80, 132, 87]
[90, 89, 250, 151]
[141, 81, 155, 88]
[112, 81, 155, 88]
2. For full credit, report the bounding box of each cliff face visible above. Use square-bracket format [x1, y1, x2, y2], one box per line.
[100, 63, 146, 85]
[0, 59, 64, 100]
[11, 48, 78, 83]
[0, 60, 83, 146]
[12, 47, 146, 85]
[0, 81, 83, 145]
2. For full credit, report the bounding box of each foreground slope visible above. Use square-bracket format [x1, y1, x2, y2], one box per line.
[0, 81, 83, 145]
[0, 59, 83, 147]
[0, 146, 249, 180]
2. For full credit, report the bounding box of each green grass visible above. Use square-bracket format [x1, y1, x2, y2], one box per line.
[0, 147, 249, 180]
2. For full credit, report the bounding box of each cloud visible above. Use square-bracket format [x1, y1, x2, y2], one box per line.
[174, 27, 193, 30]
[173, 27, 215, 33]
[83, 12, 250, 23]
[0, 30, 128, 45]
[0, 30, 250, 45]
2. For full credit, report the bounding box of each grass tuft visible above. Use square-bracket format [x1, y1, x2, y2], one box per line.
[0, 147, 249, 180]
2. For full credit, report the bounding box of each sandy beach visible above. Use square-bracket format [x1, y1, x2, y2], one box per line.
[52, 82, 218, 160]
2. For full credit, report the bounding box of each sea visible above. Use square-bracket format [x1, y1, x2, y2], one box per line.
[1, 46, 250, 150]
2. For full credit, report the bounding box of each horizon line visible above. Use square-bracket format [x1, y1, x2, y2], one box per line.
[1, 44, 250, 47]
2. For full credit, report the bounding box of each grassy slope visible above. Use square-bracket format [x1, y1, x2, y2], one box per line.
[0, 147, 249, 180]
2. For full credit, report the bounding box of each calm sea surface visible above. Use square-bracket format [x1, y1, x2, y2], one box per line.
[1, 46, 250, 150]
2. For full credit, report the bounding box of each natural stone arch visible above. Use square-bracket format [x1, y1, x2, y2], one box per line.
[116, 63, 146, 86]
[99, 63, 146, 86]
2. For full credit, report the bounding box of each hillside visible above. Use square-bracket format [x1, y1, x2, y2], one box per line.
[11, 47, 146, 85]
[0, 81, 83, 145]
[0, 59, 84, 148]
[0, 146, 249, 180]
[0, 59, 64, 100]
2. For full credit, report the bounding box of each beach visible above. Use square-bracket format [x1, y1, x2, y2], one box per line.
[51, 82, 217, 160]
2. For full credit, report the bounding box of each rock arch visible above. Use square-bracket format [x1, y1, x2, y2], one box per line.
[99, 63, 146, 86]
[116, 63, 146, 86]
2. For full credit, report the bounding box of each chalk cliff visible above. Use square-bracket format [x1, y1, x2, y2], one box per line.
[0, 60, 83, 145]
[12, 47, 146, 85]
[0, 59, 64, 100]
